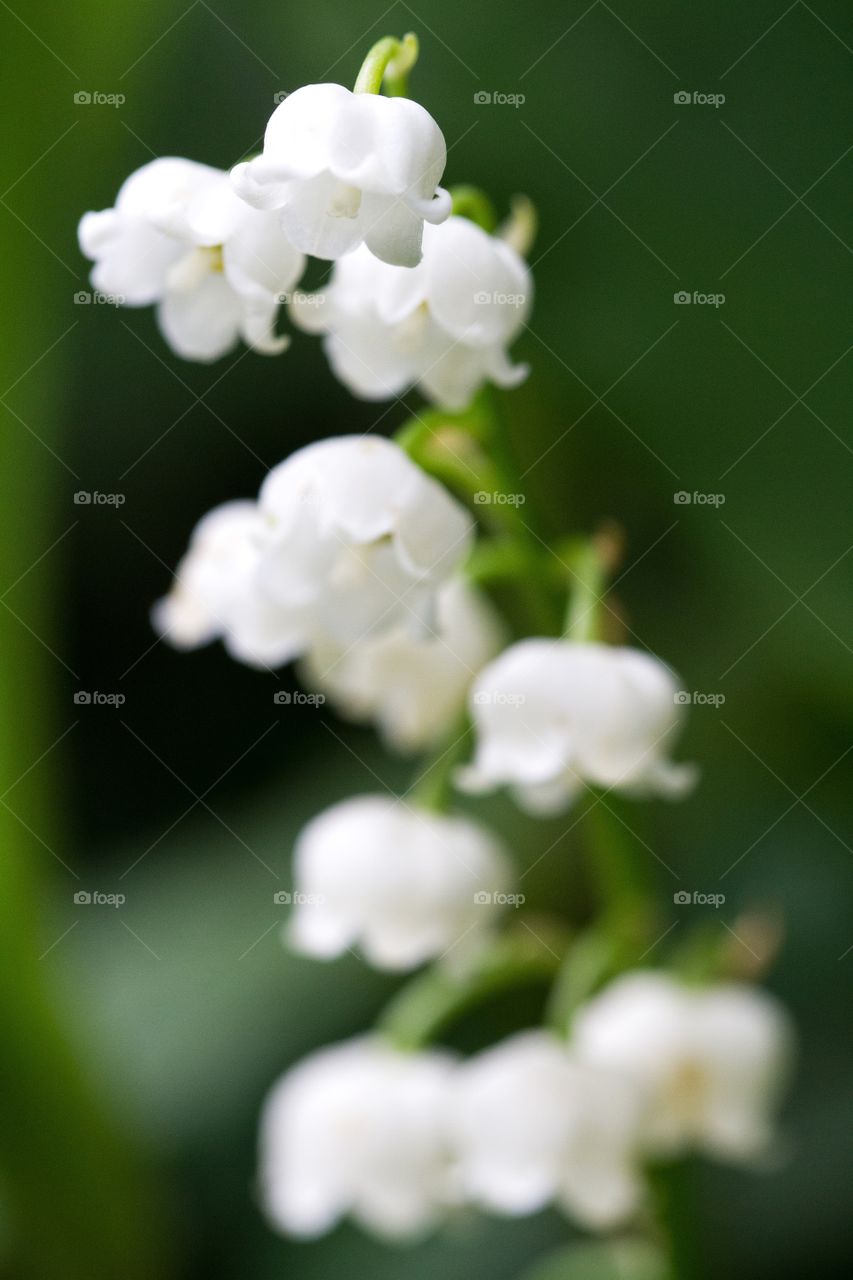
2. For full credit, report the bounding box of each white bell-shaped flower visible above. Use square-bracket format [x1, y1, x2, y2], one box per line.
[572, 971, 794, 1161]
[259, 1037, 457, 1239]
[302, 576, 505, 753]
[457, 639, 696, 815]
[288, 795, 513, 970]
[255, 435, 474, 651]
[150, 500, 304, 668]
[449, 1031, 643, 1230]
[153, 435, 474, 666]
[291, 215, 532, 409]
[231, 84, 450, 267]
[78, 157, 305, 361]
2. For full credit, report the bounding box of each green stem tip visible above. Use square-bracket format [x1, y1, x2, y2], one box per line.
[354, 33, 419, 96]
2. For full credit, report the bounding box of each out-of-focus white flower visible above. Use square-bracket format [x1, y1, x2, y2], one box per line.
[291, 215, 532, 409]
[572, 971, 794, 1161]
[153, 435, 474, 666]
[457, 639, 696, 815]
[449, 1030, 643, 1230]
[288, 795, 512, 970]
[231, 84, 450, 267]
[78, 157, 305, 361]
[254, 435, 474, 651]
[150, 500, 303, 668]
[259, 1037, 457, 1239]
[302, 576, 505, 753]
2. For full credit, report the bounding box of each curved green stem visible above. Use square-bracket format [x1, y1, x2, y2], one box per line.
[409, 715, 471, 813]
[354, 33, 418, 96]
[379, 923, 567, 1050]
[449, 184, 498, 232]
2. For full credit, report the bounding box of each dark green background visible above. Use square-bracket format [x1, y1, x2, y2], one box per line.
[0, 1, 850, 1277]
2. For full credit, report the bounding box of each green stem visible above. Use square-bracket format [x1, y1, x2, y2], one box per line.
[449, 184, 498, 232]
[649, 1161, 705, 1280]
[563, 538, 607, 641]
[354, 33, 418, 96]
[379, 924, 567, 1050]
[410, 715, 471, 813]
[583, 799, 658, 943]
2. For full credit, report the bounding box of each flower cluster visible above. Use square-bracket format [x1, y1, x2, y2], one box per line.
[80, 30, 796, 1267]
[259, 973, 793, 1240]
[78, 75, 531, 407]
[153, 434, 474, 674]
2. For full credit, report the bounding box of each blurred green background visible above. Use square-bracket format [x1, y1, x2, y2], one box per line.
[1, 1, 851, 1276]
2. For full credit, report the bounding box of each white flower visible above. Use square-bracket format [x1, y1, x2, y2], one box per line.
[302, 577, 505, 753]
[153, 435, 474, 665]
[150, 500, 303, 668]
[449, 1031, 643, 1230]
[259, 1037, 457, 1239]
[78, 157, 305, 361]
[291, 216, 532, 409]
[572, 971, 794, 1161]
[231, 84, 450, 267]
[457, 639, 696, 815]
[288, 795, 512, 970]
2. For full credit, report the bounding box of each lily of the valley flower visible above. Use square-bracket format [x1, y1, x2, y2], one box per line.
[302, 576, 505, 753]
[231, 84, 450, 267]
[288, 795, 512, 970]
[572, 971, 794, 1161]
[153, 435, 474, 665]
[449, 1030, 643, 1230]
[291, 215, 532, 409]
[259, 1037, 458, 1239]
[78, 157, 305, 362]
[457, 639, 696, 815]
